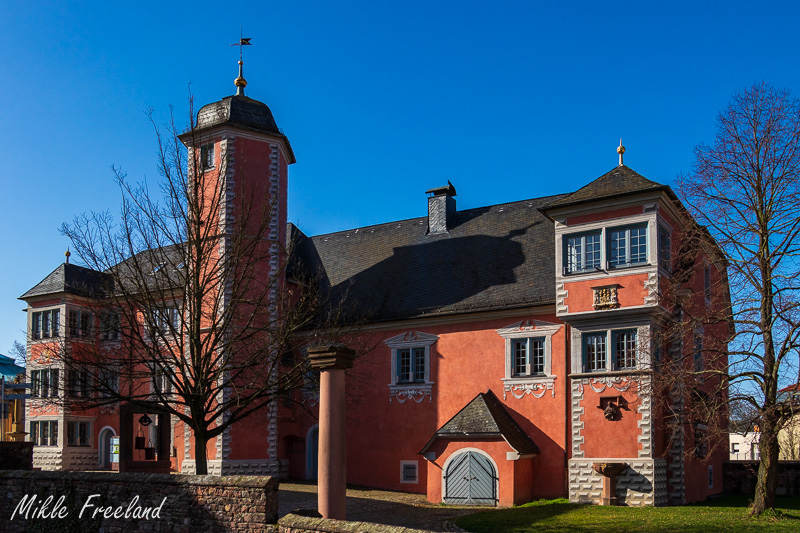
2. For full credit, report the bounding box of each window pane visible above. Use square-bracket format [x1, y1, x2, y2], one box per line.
[566, 232, 601, 273]
[50, 421, 58, 446]
[513, 340, 527, 376]
[630, 226, 647, 263]
[610, 229, 627, 266]
[531, 339, 545, 374]
[398, 349, 411, 383]
[52, 310, 60, 336]
[614, 329, 637, 369]
[412, 348, 425, 383]
[610, 225, 647, 267]
[585, 333, 606, 372]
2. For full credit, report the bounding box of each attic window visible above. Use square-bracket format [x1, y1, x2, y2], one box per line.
[152, 263, 167, 273]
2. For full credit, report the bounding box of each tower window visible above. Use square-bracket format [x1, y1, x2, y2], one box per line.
[200, 144, 215, 171]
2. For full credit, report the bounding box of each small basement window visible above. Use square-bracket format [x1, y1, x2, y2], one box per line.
[400, 460, 418, 484]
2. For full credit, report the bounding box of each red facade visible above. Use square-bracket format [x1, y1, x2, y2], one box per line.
[20, 89, 729, 507]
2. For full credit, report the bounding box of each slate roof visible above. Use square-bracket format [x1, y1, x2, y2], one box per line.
[419, 390, 539, 455]
[19, 263, 112, 300]
[541, 165, 668, 211]
[195, 94, 281, 136]
[290, 193, 566, 323]
[0, 354, 24, 380]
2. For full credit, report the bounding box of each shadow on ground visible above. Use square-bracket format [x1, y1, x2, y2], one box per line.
[279, 481, 490, 532]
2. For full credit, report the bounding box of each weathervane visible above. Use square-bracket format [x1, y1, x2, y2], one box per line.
[231, 31, 252, 96]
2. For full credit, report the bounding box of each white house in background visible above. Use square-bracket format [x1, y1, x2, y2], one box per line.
[729, 431, 760, 461]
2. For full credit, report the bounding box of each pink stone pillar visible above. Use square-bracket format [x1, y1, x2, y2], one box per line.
[308, 345, 356, 520]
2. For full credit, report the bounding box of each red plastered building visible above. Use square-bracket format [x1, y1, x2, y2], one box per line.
[19, 82, 728, 506]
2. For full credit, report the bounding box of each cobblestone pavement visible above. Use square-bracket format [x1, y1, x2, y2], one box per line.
[279, 481, 490, 532]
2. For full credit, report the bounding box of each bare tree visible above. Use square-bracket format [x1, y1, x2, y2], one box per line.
[675, 82, 800, 514]
[10, 340, 26, 367]
[59, 100, 357, 475]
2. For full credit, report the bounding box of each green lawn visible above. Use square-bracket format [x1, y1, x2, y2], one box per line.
[455, 495, 800, 532]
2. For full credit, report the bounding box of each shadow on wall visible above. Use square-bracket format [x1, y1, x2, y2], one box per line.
[616, 467, 654, 504]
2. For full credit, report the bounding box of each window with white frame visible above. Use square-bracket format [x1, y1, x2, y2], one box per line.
[497, 321, 560, 399]
[100, 311, 120, 341]
[68, 309, 93, 338]
[613, 329, 637, 370]
[67, 369, 92, 398]
[584, 333, 607, 372]
[31, 369, 60, 398]
[608, 224, 648, 268]
[564, 231, 602, 274]
[582, 328, 641, 372]
[150, 307, 179, 337]
[512, 338, 545, 377]
[66, 420, 91, 447]
[397, 347, 426, 384]
[200, 143, 215, 170]
[29, 420, 58, 446]
[98, 367, 119, 397]
[384, 331, 438, 401]
[152, 367, 173, 397]
[32, 309, 60, 340]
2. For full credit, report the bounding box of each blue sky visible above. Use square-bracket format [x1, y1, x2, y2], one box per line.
[2, 1, 800, 358]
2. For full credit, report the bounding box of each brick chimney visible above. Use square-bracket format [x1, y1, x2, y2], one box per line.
[426, 182, 457, 234]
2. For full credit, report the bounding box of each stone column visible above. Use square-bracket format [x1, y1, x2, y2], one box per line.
[308, 345, 356, 520]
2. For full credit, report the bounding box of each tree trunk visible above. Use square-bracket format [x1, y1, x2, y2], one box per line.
[194, 432, 209, 475]
[751, 421, 780, 515]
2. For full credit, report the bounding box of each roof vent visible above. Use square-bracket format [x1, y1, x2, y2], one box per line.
[426, 182, 457, 235]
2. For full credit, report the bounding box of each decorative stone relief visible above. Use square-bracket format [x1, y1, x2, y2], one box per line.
[643, 272, 659, 306]
[503, 380, 555, 400]
[592, 285, 620, 310]
[389, 386, 432, 404]
[556, 283, 569, 314]
[578, 374, 640, 394]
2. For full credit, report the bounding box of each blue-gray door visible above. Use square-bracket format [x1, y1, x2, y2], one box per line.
[443, 451, 498, 505]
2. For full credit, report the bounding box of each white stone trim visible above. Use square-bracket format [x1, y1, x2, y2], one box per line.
[385, 331, 438, 403]
[568, 458, 668, 506]
[497, 320, 561, 399]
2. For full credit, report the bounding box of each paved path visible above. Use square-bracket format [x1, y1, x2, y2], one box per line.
[279, 481, 487, 532]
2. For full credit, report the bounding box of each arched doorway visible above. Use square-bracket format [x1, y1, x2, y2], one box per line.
[443, 450, 498, 505]
[98, 427, 117, 470]
[305, 424, 318, 480]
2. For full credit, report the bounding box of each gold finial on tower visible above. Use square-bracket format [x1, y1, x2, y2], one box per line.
[65, 248, 71, 264]
[231, 33, 252, 96]
[617, 139, 626, 166]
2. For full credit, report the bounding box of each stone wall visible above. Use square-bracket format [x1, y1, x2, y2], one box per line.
[277, 513, 434, 533]
[724, 461, 800, 496]
[0, 442, 33, 470]
[0, 470, 277, 533]
[569, 458, 668, 506]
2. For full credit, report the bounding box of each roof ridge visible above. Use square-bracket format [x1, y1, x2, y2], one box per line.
[305, 192, 569, 240]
